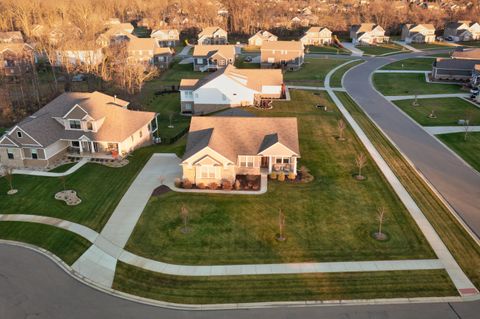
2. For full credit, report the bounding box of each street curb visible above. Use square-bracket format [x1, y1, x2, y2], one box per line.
[3, 240, 479, 311]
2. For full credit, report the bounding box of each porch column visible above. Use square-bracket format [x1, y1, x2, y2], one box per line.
[90, 141, 95, 153]
[268, 156, 272, 173]
[117, 143, 121, 155]
[292, 157, 297, 174]
[79, 141, 83, 153]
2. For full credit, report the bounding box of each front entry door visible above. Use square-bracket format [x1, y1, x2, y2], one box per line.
[261, 156, 269, 168]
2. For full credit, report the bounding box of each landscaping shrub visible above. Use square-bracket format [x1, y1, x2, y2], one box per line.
[182, 178, 193, 189]
[278, 172, 285, 182]
[208, 182, 219, 190]
[221, 180, 232, 190]
[269, 172, 277, 180]
[234, 179, 241, 190]
[252, 183, 260, 191]
[197, 183, 206, 189]
[300, 166, 314, 183]
[288, 171, 296, 181]
[174, 178, 182, 188]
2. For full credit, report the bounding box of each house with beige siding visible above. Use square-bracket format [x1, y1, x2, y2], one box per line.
[0, 92, 157, 169]
[350, 23, 389, 45]
[151, 29, 180, 47]
[248, 30, 278, 46]
[181, 117, 300, 185]
[127, 37, 173, 69]
[401, 24, 436, 44]
[180, 65, 284, 115]
[192, 45, 236, 71]
[301, 27, 332, 45]
[97, 22, 135, 47]
[260, 41, 305, 70]
[0, 31, 34, 78]
[198, 27, 228, 45]
[444, 21, 480, 42]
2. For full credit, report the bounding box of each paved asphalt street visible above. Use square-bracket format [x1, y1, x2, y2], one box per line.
[1, 244, 480, 319]
[343, 52, 480, 240]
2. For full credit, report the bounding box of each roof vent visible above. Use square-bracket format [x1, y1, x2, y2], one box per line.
[114, 95, 117, 103]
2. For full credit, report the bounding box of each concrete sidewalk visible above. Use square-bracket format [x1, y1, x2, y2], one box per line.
[425, 126, 480, 135]
[324, 61, 478, 296]
[341, 42, 363, 56]
[374, 70, 429, 74]
[12, 158, 89, 177]
[386, 93, 470, 101]
[393, 41, 421, 52]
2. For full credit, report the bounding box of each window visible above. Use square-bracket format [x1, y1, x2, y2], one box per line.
[196, 58, 203, 65]
[87, 122, 93, 131]
[69, 120, 81, 129]
[31, 148, 38, 159]
[283, 158, 290, 164]
[239, 156, 255, 168]
[7, 148, 14, 159]
[276, 157, 282, 164]
[16, 131, 23, 138]
[184, 103, 192, 111]
[71, 141, 80, 147]
[139, 130, 143, 138]
[200, 165, 216, 178]
[185, 91, 193, 98]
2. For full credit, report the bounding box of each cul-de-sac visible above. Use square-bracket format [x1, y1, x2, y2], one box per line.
[1, 1, 480, 318]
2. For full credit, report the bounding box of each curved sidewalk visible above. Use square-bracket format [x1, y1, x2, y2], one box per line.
[11, 158, 89, 177]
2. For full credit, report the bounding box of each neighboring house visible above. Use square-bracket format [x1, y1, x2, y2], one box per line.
[248, 30, 278, 47]
[444, 21, 480, 41]
[179, 65, 284, 115]
[0, 91, 157, 169]
[401, 24, 436, 43]
[432, 57, 480, 81]
[127, 37, 173, 68]
[181, 116, 300, 185]
[97, 23, 135, 47]
[260, 41, 305, 70]
[55, 46, 103, 67]
[150, 29, 180, 47]
[0, 31, 34, 77]
[472, 64, 480, 88]
[192, 44, 236, 71]
[452, 48, 480, 60]
[349, 23, 389, 45]
[197, 27, 228, 45]
[301, 27, 332, 45]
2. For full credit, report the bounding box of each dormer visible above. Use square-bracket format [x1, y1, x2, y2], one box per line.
[60, 104, 104, 132]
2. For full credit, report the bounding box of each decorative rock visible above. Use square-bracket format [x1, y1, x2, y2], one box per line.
[7, 189, 18, 195]
[101, 159, 129, 168]
[55, 190, 82, 206]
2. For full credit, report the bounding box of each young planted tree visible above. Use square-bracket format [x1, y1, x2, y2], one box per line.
[168, 111, 175, 128]
[337, 118, 346, 141]
[464, 109, 473, 141]
[375, 206, 387, 240]
[2, 166, 17, 195]
[276, 209, 286, 241]
[355, 153, 367, 180]
[180, 204, 190, 234]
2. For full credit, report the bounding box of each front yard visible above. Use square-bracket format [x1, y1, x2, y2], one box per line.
[409, 42, 457, 50]
[380, 58, 435, 71]
[0, 141, 186, 232]
[306, 45, 350, 55]
[393, 98, 480, 126]
[284, 58, 351, 86]
[125, 90, 434, 265]
[373, 73, 463, 96]
[357, 43, 408, 56]
[437, 132, 480, 173]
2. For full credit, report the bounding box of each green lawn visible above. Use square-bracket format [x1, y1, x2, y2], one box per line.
[437, 132, 480, 173]
[393, 98, 480, 126]
[0, 141, 186, 231]
[373, 73, 462, 96]
[306, 45, 350, 55]
[113, 262, 456, 304]
[154, 61, 206, 86]
[125, 90, 434, 265]
[380, 58, 435, 71]
[409, 42, 457, 50]
[330, 60, 365, 87]
[0, 222, 91, 265]
[49, 162, 77, 173]
[284, 58, 350, 86]
[336, 91, 480, 290]
[357, 43, 408, 56]
[235, 56, 260, 69]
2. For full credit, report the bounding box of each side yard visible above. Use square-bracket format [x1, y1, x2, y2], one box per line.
[357, 43, 408, 56]
[437, 132, 480, 173]
[380, 58, 435, 71]
[373, 73, 463, 96]
[393, 98, 480, 126]
[284, 58, 350, 86]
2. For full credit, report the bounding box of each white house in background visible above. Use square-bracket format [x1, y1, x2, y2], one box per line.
[401, 24, 436, 43]
[55, 47, 103, 67]
[150, 29, 180, 47]
[350, 23, 389, 45]
[179, 65, 284, 115]
[248, 30, 278, 46]
[444, 21, 480, 41]
[197, 27, 228, 45]
[301, 27, 332, 45]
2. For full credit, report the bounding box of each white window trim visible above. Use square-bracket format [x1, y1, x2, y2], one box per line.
[239, 155, 255, 168]
[199, 165, 217, 179]
[68, 119, 82, 130]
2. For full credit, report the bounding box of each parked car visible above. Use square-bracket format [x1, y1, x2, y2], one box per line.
[445, 36, 454, 42]
[470, 88, 479, 94]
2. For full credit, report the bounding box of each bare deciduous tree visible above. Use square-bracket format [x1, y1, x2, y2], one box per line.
[464, 109, 473, 141]
[2, 166, 17, 194]
[337, 118, 346, 141]
[375, 206, 387, 240]
[355, 153, 367, 180]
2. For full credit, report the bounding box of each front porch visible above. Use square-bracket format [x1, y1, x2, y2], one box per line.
[260, 155, 297, 174]
[67, 140, 121, 160]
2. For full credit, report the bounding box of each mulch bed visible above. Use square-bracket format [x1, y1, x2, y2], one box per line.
[152, 185, 171, 196]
